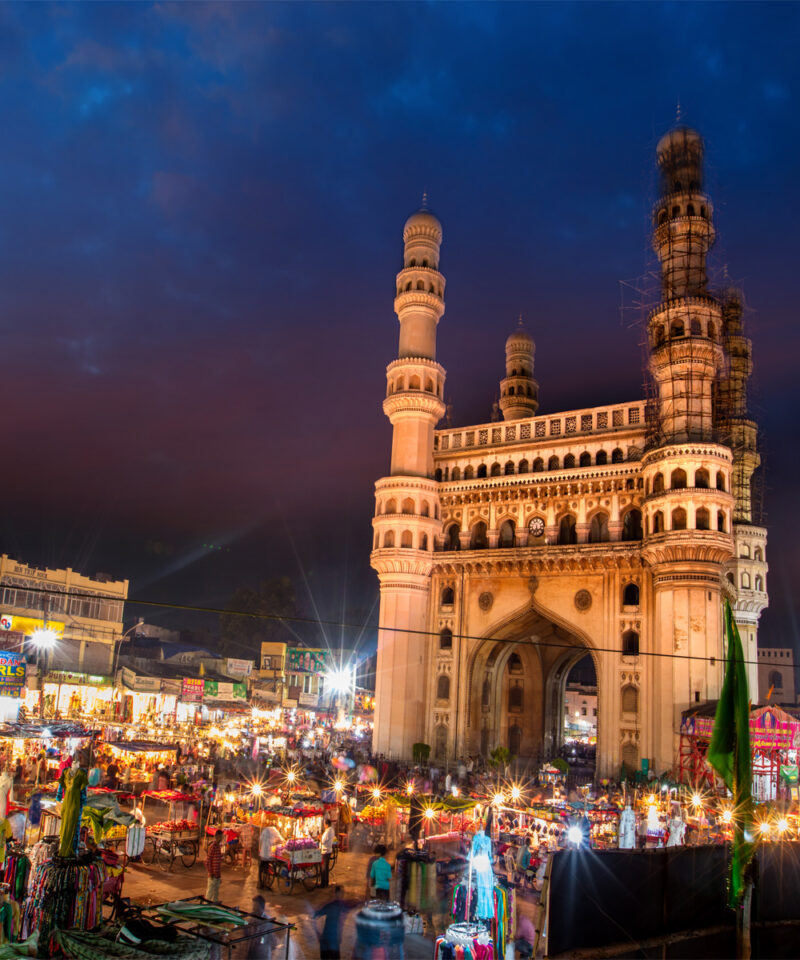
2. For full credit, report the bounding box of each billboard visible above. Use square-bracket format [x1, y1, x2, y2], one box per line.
[287, 648, 329, 673]
[203, 680, 247, 702]
[181, 678, 204, 703]
[0, 651, 25, 697]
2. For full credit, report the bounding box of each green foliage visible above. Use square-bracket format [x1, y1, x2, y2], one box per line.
[412, 742, 431, 762]
[489, 746, 512, 768]
[219, 577, 297, 660]
[550, 757, 569, 774]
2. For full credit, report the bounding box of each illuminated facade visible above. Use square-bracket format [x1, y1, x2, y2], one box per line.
[371, 126, 768, 776]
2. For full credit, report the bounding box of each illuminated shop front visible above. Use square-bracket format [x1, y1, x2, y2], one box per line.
[42, 670, 115, 720]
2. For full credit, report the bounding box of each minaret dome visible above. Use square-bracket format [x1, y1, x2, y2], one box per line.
[499, 319, 539, 421]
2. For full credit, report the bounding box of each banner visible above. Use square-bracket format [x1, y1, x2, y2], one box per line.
[287, 648, 329, 674]
[0, 651, 25, 697]
[120, 667, 161, 693]
[225, 658, 253, 679]
[0, 615, 65, 637]
[181, 678, 203, 703]
[204, 680, 248, 702]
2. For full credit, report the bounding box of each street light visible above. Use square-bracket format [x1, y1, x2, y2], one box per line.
[112, 618, 145, 678]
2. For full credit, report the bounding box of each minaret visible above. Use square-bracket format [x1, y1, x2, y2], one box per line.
[370, 205, 446, 758]
[641, 125, 735, 772]
[499, 320, 539, 421]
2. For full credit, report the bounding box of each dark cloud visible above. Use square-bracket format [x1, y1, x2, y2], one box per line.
[0, 1, 797, 648]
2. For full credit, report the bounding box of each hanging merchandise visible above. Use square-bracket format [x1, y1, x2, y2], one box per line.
[56, 766, 88, 857]
[1, 849, 29, 902]
[434, 921, 493, 960]
[20, 857, 106, 944]
[469, 829, 494, 919]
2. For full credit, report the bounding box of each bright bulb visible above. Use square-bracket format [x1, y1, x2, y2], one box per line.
[492, 792, 504, 806]
[326, 668, 353, 695]
[722, 810, 733, 824]
[691, 794, 702, 807]
[372, 788, 381, 800]
[334, 780, 343, 793]
[286, 771, 296, 783]
[31, 628, 58, 649]
[567, 826, 583, 846]
[251, 783, 262, 797]
[759, 821, 770, 835]
[424, 807, 435, 819]
[511, 786, 521, 802]
[777, 818, 788, 834]
[406, 782, 414, 795]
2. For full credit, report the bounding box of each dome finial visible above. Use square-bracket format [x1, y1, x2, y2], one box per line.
[421, 190, 428, 211]
[675, 99, 682, 124]
[517, 314, 524, 329]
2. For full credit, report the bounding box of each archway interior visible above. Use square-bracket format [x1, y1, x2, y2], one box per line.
[472, 607, 594, 769]
[562, 653, 598, 775]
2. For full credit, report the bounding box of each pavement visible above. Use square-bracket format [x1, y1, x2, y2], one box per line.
[122, 845, 540, 959]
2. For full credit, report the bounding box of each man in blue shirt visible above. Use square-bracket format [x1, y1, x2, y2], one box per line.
[314, 886, 358, 959]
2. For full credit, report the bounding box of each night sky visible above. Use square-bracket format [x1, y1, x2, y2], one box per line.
[0, 3, 797, 657]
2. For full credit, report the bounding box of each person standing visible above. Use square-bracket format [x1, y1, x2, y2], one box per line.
[258, 822, 284, 888]
[319, 818, 336, 888]
[314, 886, 358, 960]
[369, 845, 392, 901]
[246, 895, 276, 959]
[206, 829, 223, 903]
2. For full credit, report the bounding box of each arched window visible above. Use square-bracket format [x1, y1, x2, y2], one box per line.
[451, 466, 461, 481]
[691, 317, 702, 335]
[402, 497, 415, 514]
[672, 507, 687, 530]
[416, 280, 424, 291]
[441, 586, 454, 606]
[428, 284, 435, 293]
[671, 321, 685, 338]
[655, 325, 666, 346]
[768, 670, 783, 691]
[490, 463, 501, 477]
[579, 452, 591, 467]
[464, 466, 475, 480]
[671, 205, 680, 218]
[695, 468, 709, 488]
[409, 375, 421, 390]
[470, 521, 488, 549]
[727, 572, 735, 585]
[533, 458, 544, 472]
[508, 386, 515, 396]
[434, 724, 447, 760]
[707, 321, 716, 339]
[622, 509, 643, 542]
[696, 507, 710, 530]
[374, 534, 379, 549]
[621, 683, 639, 711]
[653, 472, 664, 493]
[548, 455, 560, 470]
[623, 582, 640, 605]
[508, 724, 522, 755]
[687, 203, 695, 216]
[621, 742, 639, 775]
[408, 259, 416, 267]
[716, 471, 726, 491]
[420, 533, 428, 550]
[596, 450, 608, 465]
[518, 459, 529, 474]
[612, 448, 624, 463]
[421, 259, 428, 268]
[421, 501, 430, 517]
[434, 468, 442, 482]
[622, 632, 640, 658]
[425, 378, 434, 392]
[400, 530, 413, 548]
[658, 209, 667, 225]
[700, 205, 706, 218]
[671, 468, 687, 489]
[754, 547, 763, 562]
[652, 511, 664, 534]
[405, 281, 412, 291]
[383, 531, 395, 548]
[448, 523, 462, 550]
[509, 682, 523, 712]
[508, 652, 523, 674]
[499, 519, 516, 548]
[504, 461, 515, 475]
[755, 575, 764, 592]
[589, 512, 610, 543]
[385, 498, 397, 514]
[564, 453, 576, 469]
[439, 628, 453, 650]
[717, 511, 726, 532]
[437, 675, 450, 701]
[741, 572, 751, 589]
[476, 464, 487, 478]
[558, 515, 577, 545]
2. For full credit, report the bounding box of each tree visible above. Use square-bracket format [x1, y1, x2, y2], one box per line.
[219, 578, 297, 661]
[489, 746, 512, 775]
[412, 743, 431, 763]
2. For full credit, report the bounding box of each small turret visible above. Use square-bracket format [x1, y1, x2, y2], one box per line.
[498, 320, 539, 421]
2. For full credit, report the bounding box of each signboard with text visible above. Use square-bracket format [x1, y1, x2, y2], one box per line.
[181, 678, 204, 703]
[287, 648, 329, 674]
[0, 651, 25, 697]
[203, 680, 247, 702]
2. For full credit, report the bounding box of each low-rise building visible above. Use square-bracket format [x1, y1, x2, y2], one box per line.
[564, 683, 598, 740]
[758, 647, 796, 704]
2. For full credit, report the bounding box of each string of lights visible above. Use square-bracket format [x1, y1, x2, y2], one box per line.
[10, 583, 780, 672]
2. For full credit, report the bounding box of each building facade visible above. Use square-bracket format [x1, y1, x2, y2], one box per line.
[758, 648, 795, 705]
[371, 125, 769, 777]
[564, 683, 598, 740]
[0, 554, 128, 674]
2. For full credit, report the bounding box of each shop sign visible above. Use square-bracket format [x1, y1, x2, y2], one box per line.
[181, 678, 204, 703]
[203, 680, 248, 702]
[225, 658, 253, 679]
[287, 648, 329, 674]
[0, 651, 25, 697]
[161, 678, 181, 696]
[298, 691, 319, 708]
[47, 670, 108, 686]
[121, 667, 161, 693]
[0, 615, 65, 637]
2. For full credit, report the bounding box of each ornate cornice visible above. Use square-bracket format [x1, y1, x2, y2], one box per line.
[433, 542, 644, 577]
[383, 393, 446, 420]
[642, 530, 733, 565]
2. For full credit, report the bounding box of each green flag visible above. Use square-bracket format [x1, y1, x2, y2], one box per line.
[707, 600, 753, 908]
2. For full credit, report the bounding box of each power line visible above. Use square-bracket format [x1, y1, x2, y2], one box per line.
[10, 583, 782, 674]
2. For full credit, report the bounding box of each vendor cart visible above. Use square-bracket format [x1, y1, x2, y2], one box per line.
[263, 842, 322, 893]
[143, 826, 199, 870]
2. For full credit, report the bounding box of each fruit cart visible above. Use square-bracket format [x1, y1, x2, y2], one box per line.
[142, 819, 200, 870]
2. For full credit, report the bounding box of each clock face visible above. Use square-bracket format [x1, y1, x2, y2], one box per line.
[529, 517, 545, 537]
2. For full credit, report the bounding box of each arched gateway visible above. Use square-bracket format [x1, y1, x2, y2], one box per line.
[466, 606, 596, 765]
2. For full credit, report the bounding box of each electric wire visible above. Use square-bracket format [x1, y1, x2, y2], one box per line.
[12, 583, 779, 673]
